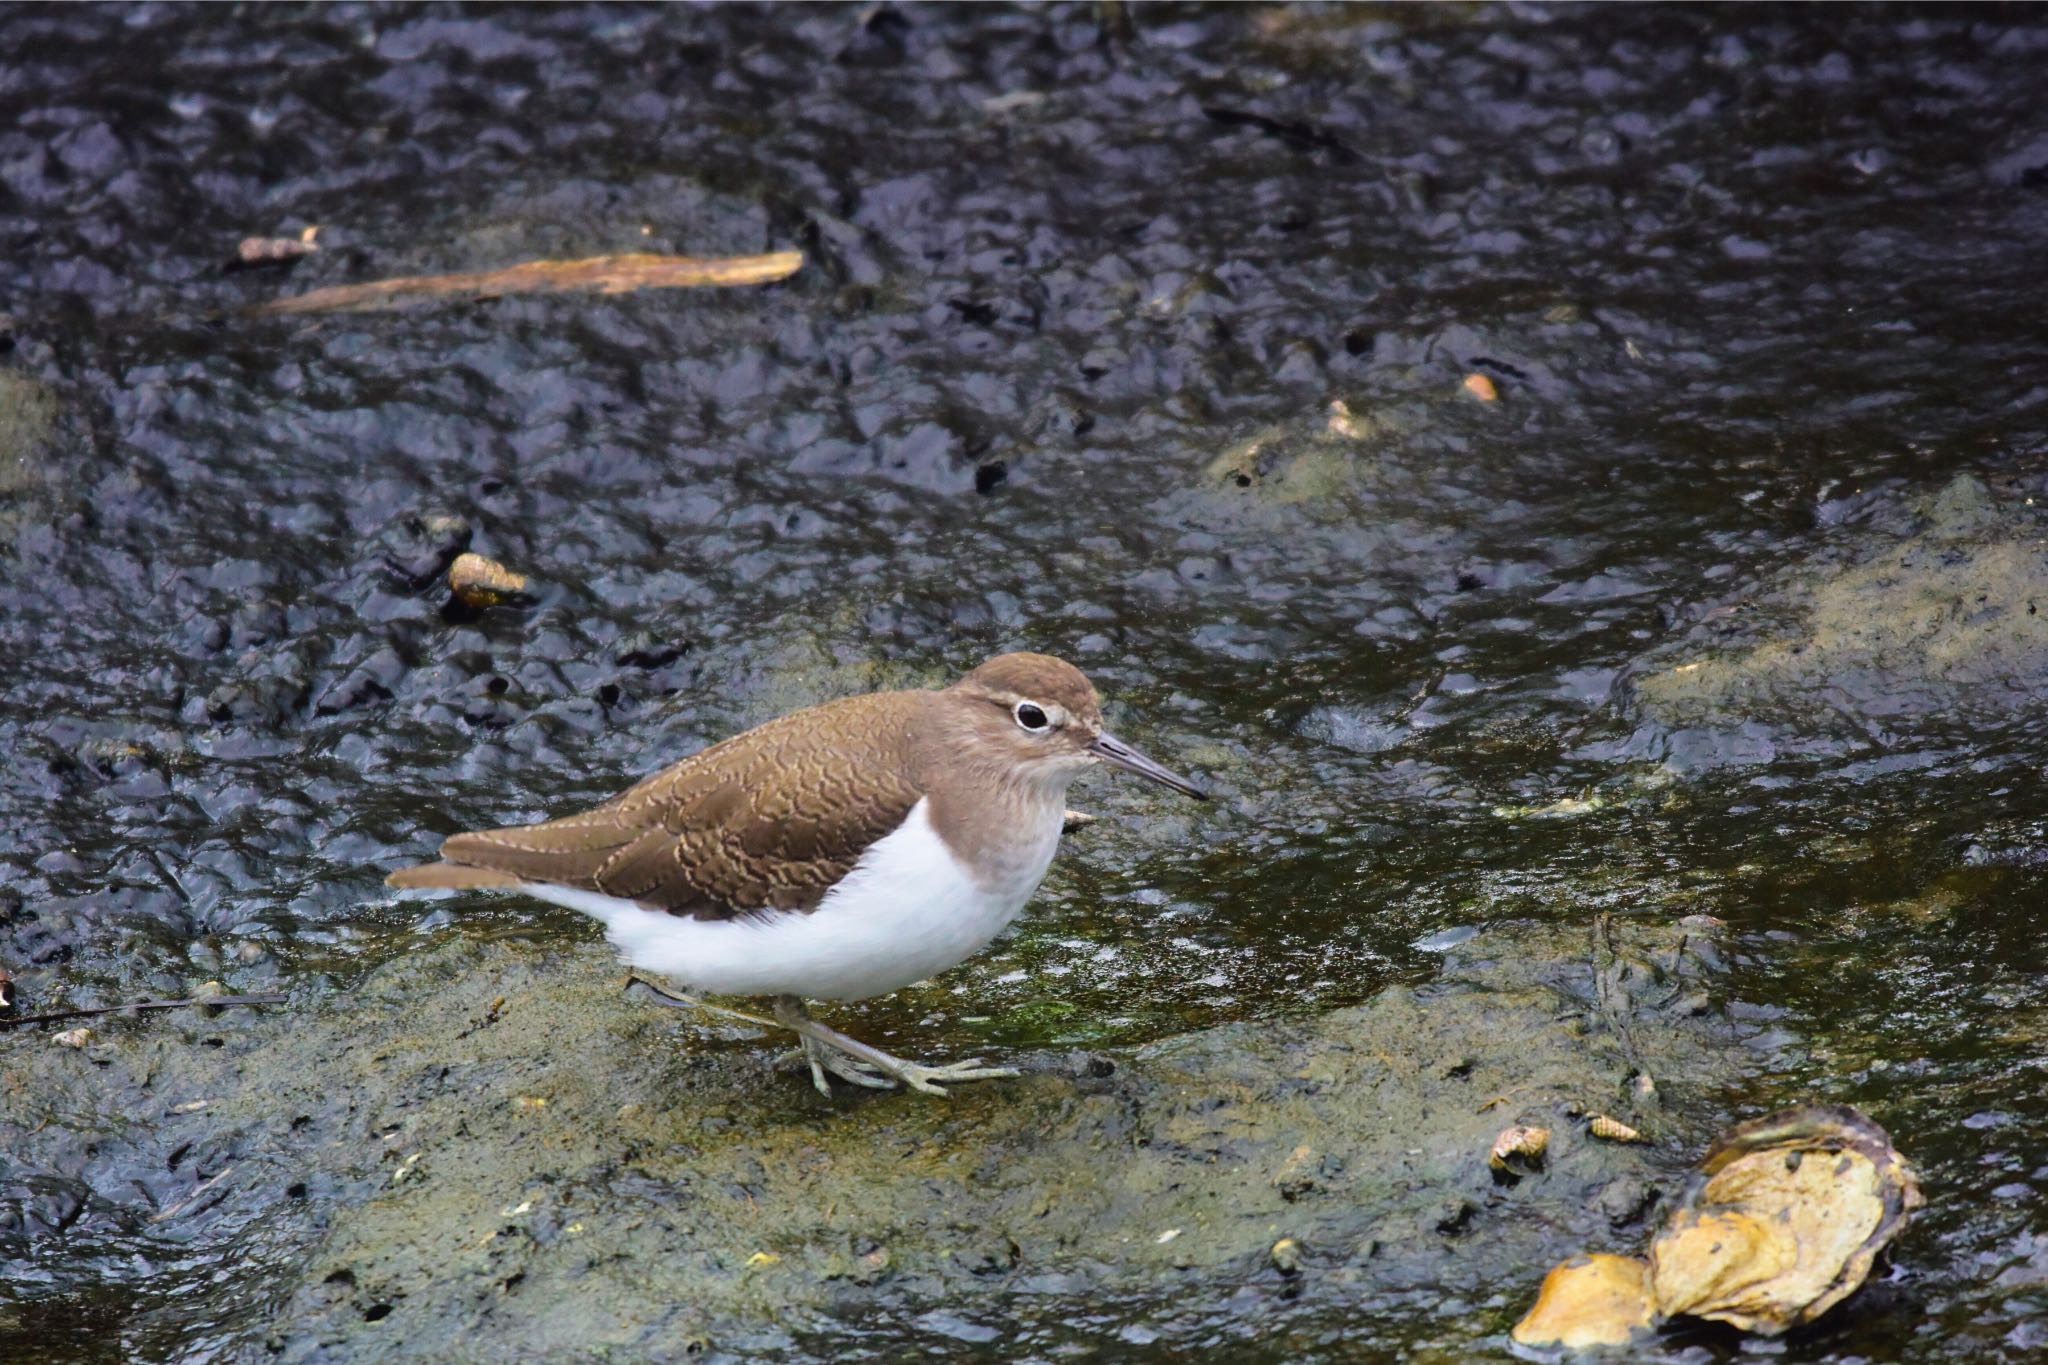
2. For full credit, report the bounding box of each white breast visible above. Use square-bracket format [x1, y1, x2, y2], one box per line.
[523, 796, 1062, 1002]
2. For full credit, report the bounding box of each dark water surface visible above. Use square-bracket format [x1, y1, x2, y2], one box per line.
[3, 3, 2046, 1361]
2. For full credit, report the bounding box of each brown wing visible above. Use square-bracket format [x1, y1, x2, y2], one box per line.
[387, 692, 928, 920]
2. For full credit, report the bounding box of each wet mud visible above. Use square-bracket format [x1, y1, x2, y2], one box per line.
[6, 918, 1742, 1362]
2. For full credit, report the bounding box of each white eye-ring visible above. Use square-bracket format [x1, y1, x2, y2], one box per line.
[1013, 700, 1052, 732]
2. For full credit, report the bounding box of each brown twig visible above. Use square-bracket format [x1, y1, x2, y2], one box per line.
[251, 250, 804, 317]
[0, 993, 287, 1028]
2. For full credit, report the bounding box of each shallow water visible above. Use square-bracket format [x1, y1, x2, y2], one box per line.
[4, 4, 2046, 1361]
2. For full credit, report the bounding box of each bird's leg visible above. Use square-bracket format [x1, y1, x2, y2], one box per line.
[772, 995, 1020, 1098]
[771, 996, 892, 1095]
[799, 1032, 895, 1095]
[626, 975, 782, 1031]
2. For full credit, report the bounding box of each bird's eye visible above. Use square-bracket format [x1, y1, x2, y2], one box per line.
[1014, 702, 1050, 732]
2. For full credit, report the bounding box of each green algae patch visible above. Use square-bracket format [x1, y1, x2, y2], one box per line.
[1197, 400, 1403, 509]
[0, 369, 57, 500]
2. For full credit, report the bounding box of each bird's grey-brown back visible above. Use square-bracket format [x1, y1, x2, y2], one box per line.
[389, 687, 931, 918]
[385, 651, 1120, 920]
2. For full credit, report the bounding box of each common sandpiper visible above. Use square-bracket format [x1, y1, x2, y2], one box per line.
[387, 652, 1206, 1095]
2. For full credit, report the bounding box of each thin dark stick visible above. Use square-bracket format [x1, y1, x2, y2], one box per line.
[0, 993, 287, 1029]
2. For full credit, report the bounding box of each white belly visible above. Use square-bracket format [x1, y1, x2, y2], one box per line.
[526, 797, 1061, 1002]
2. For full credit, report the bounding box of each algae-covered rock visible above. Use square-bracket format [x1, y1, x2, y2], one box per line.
[1198, 400, 1395, 506]
[1633, 475, 2048, 737]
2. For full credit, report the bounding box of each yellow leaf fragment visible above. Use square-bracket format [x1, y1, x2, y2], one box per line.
[1513, 1254, 1655, 1350]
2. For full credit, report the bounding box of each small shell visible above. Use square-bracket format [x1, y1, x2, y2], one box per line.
[235, 234, 318, 264]
[1462, 372, 1500, 402]
[1270, 1237, 1303, 1276]
[1325, 399, 1372, 440]
[1490, 1124, 1553, 1172]
[1591, 1115, 1648, 1143]
[448, 553, 529, 609]
[51, 1026, 93, 1048]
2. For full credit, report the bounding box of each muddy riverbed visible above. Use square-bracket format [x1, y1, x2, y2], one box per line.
[4, 5, 2046, 1362]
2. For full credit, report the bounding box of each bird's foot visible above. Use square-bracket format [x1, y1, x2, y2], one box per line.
[882, 1057, 1022, 1096]
[773, 994, 1019, 1098]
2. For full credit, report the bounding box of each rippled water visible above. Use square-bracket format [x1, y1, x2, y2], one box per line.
[4, 4, 2046, 1360]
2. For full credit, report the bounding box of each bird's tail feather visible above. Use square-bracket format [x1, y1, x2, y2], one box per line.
[386, 861, 526, 891]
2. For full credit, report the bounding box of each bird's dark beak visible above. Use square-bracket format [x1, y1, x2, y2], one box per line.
[1089, 732, 1208, 800]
